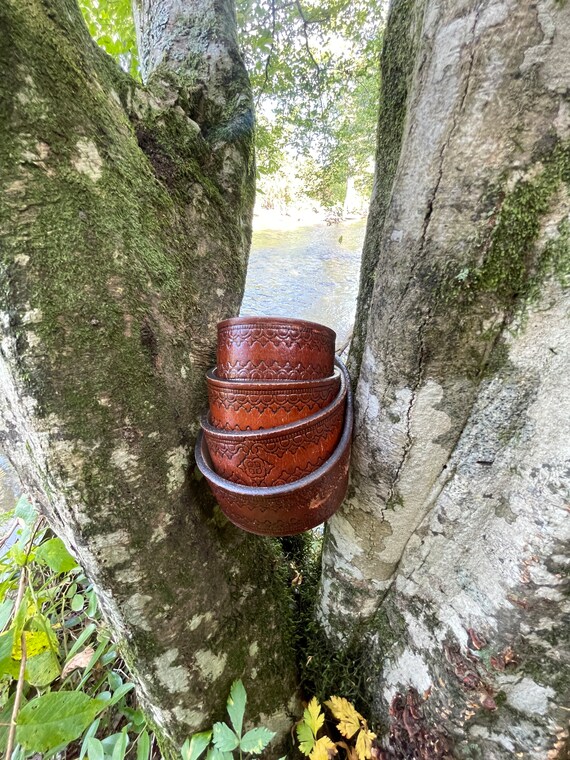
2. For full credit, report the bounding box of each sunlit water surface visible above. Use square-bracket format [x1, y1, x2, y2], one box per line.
[241, 219, 366, 347]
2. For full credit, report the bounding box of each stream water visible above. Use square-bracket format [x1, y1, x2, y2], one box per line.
[241, 218, 366, 347]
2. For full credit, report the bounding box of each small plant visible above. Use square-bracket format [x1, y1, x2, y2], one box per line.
[296, 696, 377, 760]
[182, 680, 276, 760]
[0, 495, 154, 760]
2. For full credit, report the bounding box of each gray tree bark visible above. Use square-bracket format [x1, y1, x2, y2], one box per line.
[318, 0, 570, 757]
[0, 0, 296, 752]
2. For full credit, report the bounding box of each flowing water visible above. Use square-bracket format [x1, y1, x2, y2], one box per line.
[241, 218, 366, 348]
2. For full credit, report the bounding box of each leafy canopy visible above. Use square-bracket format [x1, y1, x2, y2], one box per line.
[78, 0, 384, 208]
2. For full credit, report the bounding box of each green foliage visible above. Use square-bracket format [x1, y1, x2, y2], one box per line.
[77, 0, 382, 210]
[184, 680, 275, 759]
[0, 496, 155, 759]
[238, 0, 382, 208]
[78, 0, 139, 78]
[17, 692, 107, 751]
[35, 537, 78, 574]
[296, 695, 376, 760]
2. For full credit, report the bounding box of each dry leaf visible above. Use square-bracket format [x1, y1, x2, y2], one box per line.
[61, 646, 95, 679]
[325, 696, 362, 739]
[355, 728, 376, 760]
[310, 736, 337, 760]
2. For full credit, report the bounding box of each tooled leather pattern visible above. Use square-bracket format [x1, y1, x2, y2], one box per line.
[207, 403, 344, 487]
[216, 359, 328, 381]
[218, 324, 333, 352]
[217, 324, 334, 379]
[210, 454, 350, 534]
[209, 387, 337, 429]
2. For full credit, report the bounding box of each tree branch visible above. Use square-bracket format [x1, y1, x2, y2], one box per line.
[294, 0, 324, 105]
[256, 0, 277, 105]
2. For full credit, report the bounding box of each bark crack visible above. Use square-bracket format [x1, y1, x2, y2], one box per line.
[386, 3, 482, 504]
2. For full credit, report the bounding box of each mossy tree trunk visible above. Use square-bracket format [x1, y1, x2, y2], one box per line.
[318, 0, 570, 757]
[0, 0, 296, 752]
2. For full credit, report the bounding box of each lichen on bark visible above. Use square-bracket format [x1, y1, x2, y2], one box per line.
[0, 0, 296, 750]
[318, 0, 570, 756]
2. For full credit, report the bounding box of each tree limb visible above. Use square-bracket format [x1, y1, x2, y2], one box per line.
[256, 0, 277, 105]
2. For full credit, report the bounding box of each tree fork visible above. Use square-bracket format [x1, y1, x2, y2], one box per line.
[0, 0, 296, 749]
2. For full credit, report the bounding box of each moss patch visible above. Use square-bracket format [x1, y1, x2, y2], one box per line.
[349, 0, 424, 379]
[447, 140, 570, 311]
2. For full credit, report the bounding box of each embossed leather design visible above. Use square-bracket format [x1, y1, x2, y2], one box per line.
[204, 397, 345, 487]
[217, 320, 335, 380]
[208, 378, 340, 430]
[207, 443, 351, 536]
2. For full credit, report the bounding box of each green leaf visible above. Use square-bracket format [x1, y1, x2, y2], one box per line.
[79, 718, 100, 760]
[108, 671, 123, 691]
[205, 748, 233, 760]
[212, 722, 239, 752]
[239, 727, 275, 754]
[87, 590, 98, 617]
[103, 682, 134, 709]
[227, 679, 247, 737]
[66, 583, 78, 598]
[303, 698, 324, 737]
[14, 495, 37, 525]
[111, 730, 129, 760]
[120, 706, 145, 728]
[87, 737, 105, 760]
[9, 542, 33, 567]
[0, 600, 14, 632]
[35, 538, 77, 574]
[182, 731, 212, 760]
[25, 649, 61, 687]
[71, 594, 85, 612]
[0, 693, 21, 753]
[16, 692, 103, 752]
[0, 629, 20, 679]
[101, 732, 126, 756]
[12, 589, 31, 641]
[137, 730, 151, 760]
[296, 721, 315, 756]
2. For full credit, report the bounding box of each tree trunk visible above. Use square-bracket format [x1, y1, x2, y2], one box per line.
[318, 0, 570, 756]
[0, 0, 296, 751]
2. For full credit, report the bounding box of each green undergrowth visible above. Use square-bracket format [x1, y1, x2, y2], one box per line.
[0, 496, 157, 760]
[280, 533, 371, 722]
[0, 509, 379, 760]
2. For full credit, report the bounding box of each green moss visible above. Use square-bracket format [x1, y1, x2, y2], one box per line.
[384, 490, 404, 510]
[0, 0, 290, 747]
[349, 0, 423, 378]
[449, 140, 570, 310]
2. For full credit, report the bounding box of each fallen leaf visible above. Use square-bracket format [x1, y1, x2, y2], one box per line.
[310, 736, 337, 760]
[61, 647, 95, 679]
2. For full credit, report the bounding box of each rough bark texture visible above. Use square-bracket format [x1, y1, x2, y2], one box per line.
[319, 0, 570, 757]
[0, 0, 296, 752]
